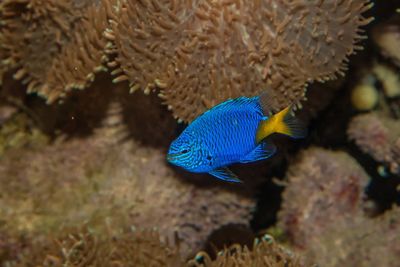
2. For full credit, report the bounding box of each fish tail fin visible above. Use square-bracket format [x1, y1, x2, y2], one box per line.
[256, 106, 307, 143]
[278, 106, 307, 138]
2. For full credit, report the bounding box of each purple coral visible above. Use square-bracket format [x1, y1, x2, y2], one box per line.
[348, 112, 400, 174]
[278, 147, 400, 266]
[278, 147, 370, 249]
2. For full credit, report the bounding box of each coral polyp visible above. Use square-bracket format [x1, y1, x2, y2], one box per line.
[0, 0, 372, 121]
[0, 0, 114, 102]
[106, 0, 372, 121]
[1, 1, 399, 266]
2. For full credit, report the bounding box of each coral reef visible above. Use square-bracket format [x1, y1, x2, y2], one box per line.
[0, 112, 48, 156]
[0, 100, 255, 258]
[300, 206, 400, 267]
[372, 14, 400, 67]
[278, 147, 400, 266]
[348, 112, 400, 174]
[0, 0, 373, 121]
[278, 147, 370, 249]
[0, 0, 114, 102]
[0, 2, 399, 267]
[0, 101, 17, 125]
[107, 0, 372, 121]
[373, 63, 400, 99]
[4, 229, 184, 266]
[190, 235, 305, 267]
[2, 228, 306, 267]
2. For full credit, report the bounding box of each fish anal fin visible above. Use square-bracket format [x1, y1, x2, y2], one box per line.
[240, 142, 277, 163]
[209, 168, 242, 183]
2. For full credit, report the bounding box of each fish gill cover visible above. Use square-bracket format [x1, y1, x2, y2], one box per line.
[0, 0, 372, 121]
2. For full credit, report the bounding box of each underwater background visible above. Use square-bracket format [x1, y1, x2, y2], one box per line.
[0, 0, 399, 266]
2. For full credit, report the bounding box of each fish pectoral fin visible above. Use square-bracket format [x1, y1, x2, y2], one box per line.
[239, 142, 277, 163]
[209, 168, 242, 183]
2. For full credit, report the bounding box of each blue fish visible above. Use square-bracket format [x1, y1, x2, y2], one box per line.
[167, 95, 306, 182]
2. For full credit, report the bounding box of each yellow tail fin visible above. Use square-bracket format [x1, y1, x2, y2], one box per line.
[256, 106, 307, 143]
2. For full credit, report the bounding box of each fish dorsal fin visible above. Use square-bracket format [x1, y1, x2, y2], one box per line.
[240, 142, 277, 163]
[259, 89, 281, 115]
[204, 97, 261, 115]
[209, 167, 242, 183]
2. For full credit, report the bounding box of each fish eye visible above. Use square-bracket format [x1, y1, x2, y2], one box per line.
[181, 149, 189, 154]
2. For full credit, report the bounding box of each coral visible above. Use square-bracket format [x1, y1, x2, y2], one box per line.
[278, 147, 370, 249]
[299, 206, 400, 267]
[350, 82, 378, 111]
[0, 0, 373, 121]
[278, 147, 400, 266]
[2, 228, 306, 267]
[0, 112, 49, 156]
[0, 232, 29, 265]
[372, 14, 400, 67]
[348, 112, 400, 174]
[5, 229, 184, 267]
[0, 0, 114, 102]
[0, 101, 255, 258]
[373, 63, 400, 98]
[107, 0, 372, 121]
[190, 235, 305, 267]
[0, 102, 17, 125]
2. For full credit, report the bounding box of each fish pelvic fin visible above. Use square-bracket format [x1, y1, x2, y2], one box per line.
[209, 168, 242, 183]
[256, 106, 307, 143]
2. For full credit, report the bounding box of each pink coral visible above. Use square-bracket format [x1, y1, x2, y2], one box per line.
[348, 112, 400, 174]
[278, 147, 370, 249]
[278, 147, 400, 266]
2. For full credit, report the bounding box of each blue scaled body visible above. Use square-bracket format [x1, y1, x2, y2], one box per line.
[167, 96, 277, 183]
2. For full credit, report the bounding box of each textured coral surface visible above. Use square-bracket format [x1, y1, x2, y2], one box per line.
[348, 112, 400, 174]
[4, 229, 184, 266]
[278, 147, 400, 266]
[108, 0, 372, 121]
[372, 14, 400, 67]
[0, 102, 254, 258]
[0, 0, 372, 121]
[0, 0, 113, 102]
[278, 147, 370, 249]
[301, 207, 400, 267]
[0, 1, 399, 266]
[2, 228, 306, 267]
[189, 236, 304, 267]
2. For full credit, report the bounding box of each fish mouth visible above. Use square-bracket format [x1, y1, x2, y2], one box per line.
[166, 153, 179, 163]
